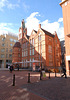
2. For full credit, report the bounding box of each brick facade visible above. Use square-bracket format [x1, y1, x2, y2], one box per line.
[12, 19, 61, 70]
[60, 0, 70, 75]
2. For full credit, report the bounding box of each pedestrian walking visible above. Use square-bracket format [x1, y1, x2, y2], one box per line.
[17, 64, 19, 71]
[61, 67, 67, 78]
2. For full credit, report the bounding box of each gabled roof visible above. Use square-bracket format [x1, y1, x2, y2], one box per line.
[13, 42, 21, 48]
[26, 35, 30, 39]
[34, 30, 37, 33]
[41, 28, 55, 38]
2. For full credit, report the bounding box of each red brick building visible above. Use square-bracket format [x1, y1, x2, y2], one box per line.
[12, 19, 61, 71]
[60, 0, 70, 75]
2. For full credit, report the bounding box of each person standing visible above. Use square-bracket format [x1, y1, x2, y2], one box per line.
[61, 67, 67, 78]
[10, 64, 13, 72]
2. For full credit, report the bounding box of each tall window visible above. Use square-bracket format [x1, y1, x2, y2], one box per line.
[22, 51, 23, 57]
[1, 54, 4, 58]
[38, 33, 41, 41]
[9, 49, 12, 52]
[24, 51, 25, 56]
[32, 49, 34, 55]
[32, 38, 34, 46]
[2, 43, 5, 46]
[26, 51, 28, 56]
[10, 44, 13, 46]
[10, 38, 13, 42]
[9, 54, 12, 58]
[39, 55, 40, 60]
[2, 37, 5, 41]
[1, 48, 5, 52]
[14, 40, 17, 42]
[30, 49, 31, 55]
[48, 45, 52, 53]
[32, 58, 34, 61]
[18, 54, 20, 57]
[26, 42, 27, 47]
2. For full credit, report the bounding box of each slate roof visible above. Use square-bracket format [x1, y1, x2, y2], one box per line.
[41, 28, 55, 38]
[13, 42, 21, 48]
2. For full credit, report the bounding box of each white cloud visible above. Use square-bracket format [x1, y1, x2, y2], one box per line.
[0, 0, 19, 11]
[0, 23, 18, 36]
[25, 12, 64, 40]
[7, 3, 19, 9]
[0, 12, 64, 40]
[25, 12, 40, 35]
[58, 18, 63, 22]
[22, 2, 30, 12]
[0, 0, 8, 11]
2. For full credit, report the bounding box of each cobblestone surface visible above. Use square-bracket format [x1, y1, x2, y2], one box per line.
[0, 70, 69, 100]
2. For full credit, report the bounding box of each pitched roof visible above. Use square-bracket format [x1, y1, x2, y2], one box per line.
[41, 28, 55, 38]
[34, 30, 37, 33]
[13, 42, 21, 48]
[26, 35, 30, 39]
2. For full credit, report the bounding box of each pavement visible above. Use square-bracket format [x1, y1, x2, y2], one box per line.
[0, 70, 70, 100]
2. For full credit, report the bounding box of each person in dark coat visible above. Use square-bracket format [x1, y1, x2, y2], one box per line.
[17, 64, 19, 71]
[10, 64, 13, 72]
[61, 67, 67, 78]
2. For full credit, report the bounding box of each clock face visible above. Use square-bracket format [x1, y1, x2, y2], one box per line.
[23, 30, 26, 33]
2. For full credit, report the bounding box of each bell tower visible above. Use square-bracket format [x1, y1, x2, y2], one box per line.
[18, 19, 27, 40]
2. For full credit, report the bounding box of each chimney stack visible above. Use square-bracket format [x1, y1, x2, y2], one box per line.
[39, 24, 41, 29]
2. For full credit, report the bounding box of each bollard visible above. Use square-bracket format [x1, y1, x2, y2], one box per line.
[28, 73, 30, 83]
[55, 70, 56, 77]
[49, 71, 50, 79]
[12, 74, 15, 86]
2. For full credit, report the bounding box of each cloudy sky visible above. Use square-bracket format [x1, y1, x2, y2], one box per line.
[0, 0, 64, 40]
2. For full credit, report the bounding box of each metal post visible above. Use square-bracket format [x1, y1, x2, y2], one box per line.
[55, 70, 56, 77]
[28, 73, 30, 83]
[12, 74, 15, 86]
[40, 71, 42, 80]
[49, 71, 50, 79]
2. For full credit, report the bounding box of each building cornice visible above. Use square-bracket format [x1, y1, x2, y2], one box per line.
[59, 0, 68, 6]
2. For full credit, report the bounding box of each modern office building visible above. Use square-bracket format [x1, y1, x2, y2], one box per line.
[0, 33, 18, 68]
[60, 0, 70, 75]
[12, 19, 61, 71]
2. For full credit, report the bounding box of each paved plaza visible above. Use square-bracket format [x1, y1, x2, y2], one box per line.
[0, 70, 70, 100]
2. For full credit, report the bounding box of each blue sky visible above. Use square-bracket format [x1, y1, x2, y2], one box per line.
[0, 0, 64, 40]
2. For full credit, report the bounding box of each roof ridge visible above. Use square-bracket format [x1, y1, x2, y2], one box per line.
[41, 28, 54, 37]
